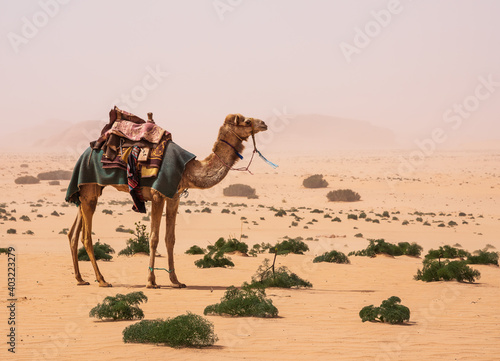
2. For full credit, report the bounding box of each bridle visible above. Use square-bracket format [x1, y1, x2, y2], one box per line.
[214, 119, 278, 174]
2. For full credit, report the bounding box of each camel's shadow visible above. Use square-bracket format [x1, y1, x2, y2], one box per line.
[112, 284, 229, 291]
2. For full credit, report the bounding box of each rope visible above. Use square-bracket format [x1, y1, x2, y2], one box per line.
[149, 267, 174, 273]
[213, 122, 278, 174]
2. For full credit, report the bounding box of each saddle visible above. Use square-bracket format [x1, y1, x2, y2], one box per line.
[91, 106, 172, 178]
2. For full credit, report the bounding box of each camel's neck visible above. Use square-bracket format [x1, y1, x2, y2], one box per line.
[182, 125, 248, 190]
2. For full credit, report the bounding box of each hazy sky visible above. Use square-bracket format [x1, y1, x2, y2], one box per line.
[1, 0, 499, 146]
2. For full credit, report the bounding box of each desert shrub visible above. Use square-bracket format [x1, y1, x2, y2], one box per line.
[37, 170, 72, 180]
[313, 250, 350, 264]
[51, 211, 60, 217]
[123, 312, 217, 348]
[201, 207, 212, 213]
[195, 251, 234, 268]
[14, 176, 40, 184]
[248, 242, 273, 256]
[7, 229, 16, 234]
[223, 184, 257, 198]
[116, 226, 134, 233]
[332, 217, 342, 222]
[0, 248, 10, 254]
[249, 258, 312, 289]
[48, 180, 60, 186]
[347, 214, 358, 220]
[118, 222, 149, 256]
[349, 239, 422, 257]
[204, 285, 278, 318]
[270, 238, 309, 255]
[78, 241, 114, 261]
[207, 237, 249, 254]
[359, 212, 367, 218]
[24, 230, 34, 235]
[354, 233, 363, 238]
[448, 220, 458, 227]
[359, 296, 410, 324]
[20, 215, 31, 221]
[397, 242, 423, 257]
[467, 249, 499, 266]
[402, 220, 409, 225]
[303, 174, 328, 189]
[221, 208, 230, 214]
[415, 260, 480, 283]
[102, 209, 113, 215]
[89, 292, 148, 320]
[424, 245, 471, 260]
[185, 245, 206, 255]
[326, 189, 361, 202]
[274, 209, 287, 217]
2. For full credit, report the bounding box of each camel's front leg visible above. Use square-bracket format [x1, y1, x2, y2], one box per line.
[147, 195, 165, 288]
[165, 197, 185, 288]
[80, 193, 111, 287]
[68, 209, 89, 285]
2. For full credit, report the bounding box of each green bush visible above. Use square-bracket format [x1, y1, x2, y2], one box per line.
[37, 170, 72, 180]
[207, 237, 249, 254]
[269, 238, 309, 255]
[302, 174, 328, 188]
[248, 242, 273, 256]
[223, 184, 257, 198]
[14, 176, 40, 184]
[467, 249, 499, 266]
[204, 285, 278, 317]
[415, 260, 480, 283]
[326, 189, 361, 202]
[274, 209, 287, 217]
[424, 245, 471, 261]
[123, 312, 217, 348]
[0, 248, 9, 254]
[7, 229, 16, 234]
[78, 241, 114, 261]
[249, 259, 312, 289]
[194, 251, 234, 268]
[89, 292, 148, 320]
[313, 250, 350, 264]
[185, 245, 206, 255]
[347, 214, 358, 220]
[348, 239, 422, 258]
[359, 296, 410, 324]
[118, 222, 150, 256]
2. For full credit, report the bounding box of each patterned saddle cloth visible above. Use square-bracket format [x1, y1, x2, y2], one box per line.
[91, 106, 172, 178]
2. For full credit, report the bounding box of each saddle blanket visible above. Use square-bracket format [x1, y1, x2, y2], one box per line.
[65, 140, 196, 205]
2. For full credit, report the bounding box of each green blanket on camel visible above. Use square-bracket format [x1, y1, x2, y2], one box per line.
[65, 140, 196, 205]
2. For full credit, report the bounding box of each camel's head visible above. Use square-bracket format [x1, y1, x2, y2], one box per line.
[224, 114, 268, 140]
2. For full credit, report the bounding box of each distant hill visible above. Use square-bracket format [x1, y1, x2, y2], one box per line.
[258, 114, 398, 154]
[0, 114, 399, 155]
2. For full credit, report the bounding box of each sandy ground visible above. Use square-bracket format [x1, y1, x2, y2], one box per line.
[0, 149, 499, 360]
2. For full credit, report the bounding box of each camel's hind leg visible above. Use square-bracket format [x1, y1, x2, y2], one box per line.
[146, 193, 165, 288]
[80, 185, 111, 287]
[68, 208, 89, 285]
[165, 196, 185, 288]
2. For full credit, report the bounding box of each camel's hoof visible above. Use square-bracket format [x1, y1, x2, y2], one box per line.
[146, 284, 161, 289]
[98, 282, 113, 287]
[77, 281, 90, 286]
[177, 283, 187, 289]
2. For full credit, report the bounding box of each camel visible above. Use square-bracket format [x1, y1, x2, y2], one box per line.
[67, 113, 268, 288]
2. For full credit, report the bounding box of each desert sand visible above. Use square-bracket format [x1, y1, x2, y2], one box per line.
[1, 149, 499, 361]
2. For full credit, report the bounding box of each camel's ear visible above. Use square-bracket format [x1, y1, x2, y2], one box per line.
[233, 114, 240, 125]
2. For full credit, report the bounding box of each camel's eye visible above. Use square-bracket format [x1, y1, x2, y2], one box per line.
[245, 118, 252, 125]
